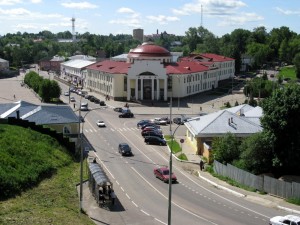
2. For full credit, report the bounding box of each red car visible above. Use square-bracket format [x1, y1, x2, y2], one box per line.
[154, 167, 177, 183]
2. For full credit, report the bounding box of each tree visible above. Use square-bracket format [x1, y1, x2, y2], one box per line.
[235, 132, 273, 174]
[260, 83, 300, 175]
[293, 53, 300, 78]
[39, 79, 52, 102]
[212, 133, 241, 164]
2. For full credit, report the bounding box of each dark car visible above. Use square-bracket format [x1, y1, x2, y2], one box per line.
[137, 119, 151, 128]
[141, 123, 160, 130]
[173, 117, 183, 125]
[144, 136, 166, 145]
[89, 96, 96, 102]
[142, 126, 162, 133]
[99, 101, 106, 106]
[154, 167, 177, 183]
[118, 143, 132, 156]
[119, 112, 134, 118]
[94, 98, 100, 104]
[141, 130, 163, 138]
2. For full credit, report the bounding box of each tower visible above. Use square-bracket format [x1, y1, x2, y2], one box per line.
[71, 17, 76, 42]
[133, 28, 144, 43]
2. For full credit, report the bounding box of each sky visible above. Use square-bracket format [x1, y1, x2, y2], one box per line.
[0, 0, 300, 37]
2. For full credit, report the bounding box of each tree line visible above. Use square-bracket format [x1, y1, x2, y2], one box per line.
[1, 26, 300, 76]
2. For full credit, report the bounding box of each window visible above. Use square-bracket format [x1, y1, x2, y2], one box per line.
[63, 126, 70, 134]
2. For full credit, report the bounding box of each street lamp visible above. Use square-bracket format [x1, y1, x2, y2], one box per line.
[167, 94, 181, 225]
[78, 96, 84, 213]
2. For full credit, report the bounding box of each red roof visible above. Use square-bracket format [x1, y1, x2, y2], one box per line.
[166, 61, 209, 75]
[86, 60, 131, 74]
[200, 53, 234, 62]
[181, 53, 234, 62]
[128, 43, 171, 58]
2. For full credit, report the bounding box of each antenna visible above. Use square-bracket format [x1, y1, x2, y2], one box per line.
[71, 17, 76, 42]
[201, 5, 203, 27]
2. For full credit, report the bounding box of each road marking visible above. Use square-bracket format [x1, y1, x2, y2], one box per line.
[131, 167, 218, 225]
[132, 201, 138, 207]
[154, 218, 166, 225]
[141, 210, 149, 216]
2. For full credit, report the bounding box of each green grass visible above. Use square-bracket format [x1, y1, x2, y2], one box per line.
[286, 198, 300, 206]
[164, 135, 181, 154]
[0, 124, 93, 225]
[279, 66, 296, 79]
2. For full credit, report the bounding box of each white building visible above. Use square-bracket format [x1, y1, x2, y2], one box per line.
[60, 59, 95, 87]
[85, 42, 235, 101]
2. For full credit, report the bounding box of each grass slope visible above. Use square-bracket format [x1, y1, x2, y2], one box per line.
[0, 124, 93, 225]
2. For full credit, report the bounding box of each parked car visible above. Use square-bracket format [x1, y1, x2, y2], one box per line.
[89, 96, 96, 102]
[141, 123, 160, 130]
[269, 215, 300, 225]
[153, 118, 168, 125]
[99, 101, 106, 106]
[141, 130, 163, 138]
[160, 117, 171, 124]
[144, 136, 166, 145]
[119, 112, 134, 118]
[142, 126, 162, 133]
[154, 167, 177, 183]
[64, 91, 70, 96]
[173, 117, 183, 125]
[114, 107, 123, 112]
[94, 98, 100, 104]
[84, 94, 91, 99]
[70, 97, 76, 102]
[118, 143, 132, 156]
[80, 102, 89, 111]
[137, 119, 151, 128]
[96, 120, 106, 127]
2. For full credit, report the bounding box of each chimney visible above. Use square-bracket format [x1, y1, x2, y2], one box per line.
[16, 110, 20, 119]
[231, 117, 233, 123]
[228, 118, 231, 125]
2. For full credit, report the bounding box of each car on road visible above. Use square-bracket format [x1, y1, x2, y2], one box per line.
[80, 102, 89, 111]
[153, 118, 168, 125]
[94, 98, 100, 104]
[141, 130, 163, 138]
[269, 215, 300, 225]
[96, 120, 106, 127]
[173, 117, 183, 125]
[114, 107, 123, 112]
[144, 136, 166, 145]
[99, 101, 106, 106]
[118, 143, 132, 156]
[64, 91, 70, 96]
[154, 167, 177, 183]
[70, 97, 76, 102]
[119, 112, 134, 118]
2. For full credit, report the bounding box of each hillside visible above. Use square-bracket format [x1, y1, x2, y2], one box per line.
[0, 124, 93, 225]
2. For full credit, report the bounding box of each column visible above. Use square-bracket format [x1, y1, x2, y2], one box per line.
[141, 78, 144, 100]
[151, 78, 154, 100]
[135, 79, 138, 100]
[127, 78, 131, 101]
[156, 79, 160, 100]
[164, 78, 167, 101]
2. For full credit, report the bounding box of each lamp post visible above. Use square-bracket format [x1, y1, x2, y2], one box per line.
[167, 94, 181, 225]
[78, 96, 84, 213]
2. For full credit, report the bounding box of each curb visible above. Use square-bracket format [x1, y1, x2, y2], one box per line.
[277, 206, 300, 215]
[197, 171, 246, 198]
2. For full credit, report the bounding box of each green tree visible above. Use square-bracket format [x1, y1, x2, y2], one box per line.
[50, 80, 61, 99]
[236, 132, 273, 174]
[261, 83, 300, 175]
[212, 133, 241, 164]
[39, 79, 52, 102]
[293, 52, 300, 78]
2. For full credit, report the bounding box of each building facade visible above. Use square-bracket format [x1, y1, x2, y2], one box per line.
[85, 42, 235, 101]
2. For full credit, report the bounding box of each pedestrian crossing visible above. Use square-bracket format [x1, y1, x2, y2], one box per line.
[84, 127, 140, 133]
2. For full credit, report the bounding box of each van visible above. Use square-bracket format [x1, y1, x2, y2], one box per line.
[80, 102, 88, 111]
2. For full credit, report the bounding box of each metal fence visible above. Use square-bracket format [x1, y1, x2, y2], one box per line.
[213, 160, 300, 199]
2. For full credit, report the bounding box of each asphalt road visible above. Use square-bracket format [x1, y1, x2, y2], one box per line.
[2, 70, 294, 225]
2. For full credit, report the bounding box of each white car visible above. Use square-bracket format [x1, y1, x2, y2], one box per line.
[96, 120, 106, 127]
[153, 118, 167, 125]
[64, 91, 70, 96]
[70, 97, 76, 102]
[269, 215, 300, 225]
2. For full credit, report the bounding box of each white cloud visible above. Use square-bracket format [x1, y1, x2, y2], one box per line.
[61, 1, 98, 9]
[275, 7, 300, 16]
[0, 7, 63, 20]
[109, 18, 141, 28]
[117, 7, 135, 14]
[146, 15, 180, 25]
[0, 0, 22, 6]
[218, 12, 264, 26]
[173, 0, 247, 16]
[30, 0, 42, 3]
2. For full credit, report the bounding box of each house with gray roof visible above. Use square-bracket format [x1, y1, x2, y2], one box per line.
[0, 101, 80, 139]
[184, 104, 263, 162]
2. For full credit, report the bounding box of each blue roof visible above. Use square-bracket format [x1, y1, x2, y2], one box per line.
[0, 101, 78, 125]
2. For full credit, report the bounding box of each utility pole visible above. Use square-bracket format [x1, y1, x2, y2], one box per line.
[168, 94, 172, 225]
